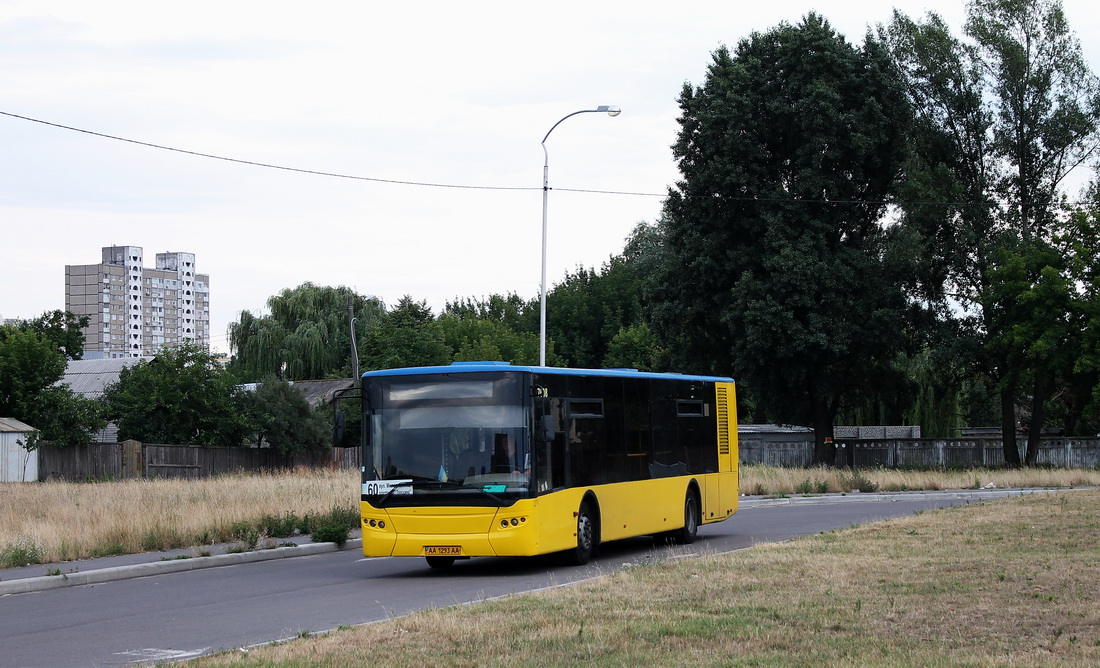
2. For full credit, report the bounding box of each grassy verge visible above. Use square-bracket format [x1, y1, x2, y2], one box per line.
[0, 468, 358, 567]
[2, 465, 1098, 569]
[190, 490, 1100, 667]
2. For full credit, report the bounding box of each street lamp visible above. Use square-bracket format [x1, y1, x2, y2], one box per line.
[539, 105, 621, 366]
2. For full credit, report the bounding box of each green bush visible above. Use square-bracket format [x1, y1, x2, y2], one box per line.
[311, 523, 349, 547]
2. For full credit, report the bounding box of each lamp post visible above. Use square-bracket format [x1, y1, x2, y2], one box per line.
[539, 105, 621, 366]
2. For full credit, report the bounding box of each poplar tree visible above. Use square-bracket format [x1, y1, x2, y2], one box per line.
[883, 0, 1100, 463]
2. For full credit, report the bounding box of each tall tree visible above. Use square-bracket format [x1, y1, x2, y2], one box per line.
[602, 323, 662, 372]
[545, 256, 644, 369]
[967, 0, 1100, 241]
[1059, 182, 1100, 434]
[883, 0, 1100, 464]
[228, 283, 386, 381]
[652, 14, 912, 463]
[0, 324, 105, 447]
[439, 293, 549, 365]
[982, 238, 1078, 462]
[443, 293, 537, 335]
[19, 310, 91, 360]
[437, 314, 547, 366]
[360, 297, 451, 371]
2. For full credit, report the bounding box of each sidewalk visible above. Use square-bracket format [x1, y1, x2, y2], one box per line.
[1, 486, 1084, 596]
[0, 530, 363, 596]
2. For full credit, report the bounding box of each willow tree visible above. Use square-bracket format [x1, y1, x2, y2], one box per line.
[228, 283, 386, 381]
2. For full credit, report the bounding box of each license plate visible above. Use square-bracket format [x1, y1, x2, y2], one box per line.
[424, 546, 461, 556]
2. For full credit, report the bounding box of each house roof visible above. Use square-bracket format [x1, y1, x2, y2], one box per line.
[0, 417, 37, 433]
[289, 379, 357, 407]
[738, 424, 813, 434]
[58, 357, 152, 397]
[55, 358, 152, 443]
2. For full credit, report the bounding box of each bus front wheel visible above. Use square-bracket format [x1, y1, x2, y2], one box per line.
[567, 501, 596, 566]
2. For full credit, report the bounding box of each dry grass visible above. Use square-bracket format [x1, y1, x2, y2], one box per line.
[2, 465, 1097, 569]
[192, 490, 1100, 667]
[739, 464, 1100, 496]
[0, 468, 357, 566]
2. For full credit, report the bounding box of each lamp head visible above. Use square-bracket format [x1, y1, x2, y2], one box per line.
[597, 105, 622, 117]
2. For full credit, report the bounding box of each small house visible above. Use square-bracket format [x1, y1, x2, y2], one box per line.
[0, 418, 38, 482]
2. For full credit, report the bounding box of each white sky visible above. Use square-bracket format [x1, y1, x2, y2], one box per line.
[2, 0, 1098, 354]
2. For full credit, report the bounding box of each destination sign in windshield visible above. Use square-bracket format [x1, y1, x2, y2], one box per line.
[362, 480, 413, 496]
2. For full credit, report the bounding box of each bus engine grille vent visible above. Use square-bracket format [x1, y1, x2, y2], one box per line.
[716, 386, 731, 455]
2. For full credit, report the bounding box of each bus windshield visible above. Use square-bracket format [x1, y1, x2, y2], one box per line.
[364, 374, 531, 502]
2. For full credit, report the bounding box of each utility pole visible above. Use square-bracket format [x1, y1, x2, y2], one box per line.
[348, 297, 359, 381]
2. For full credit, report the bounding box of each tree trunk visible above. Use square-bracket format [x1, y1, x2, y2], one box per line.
[753, 400, 768, 424]
[811, 396, 836, 466]
[1000, 380, 1021, 467]
[1024, 373, 1048, 466]
[1064, 403, 1081, 438]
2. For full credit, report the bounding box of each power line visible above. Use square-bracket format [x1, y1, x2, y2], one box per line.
[2, 110, 1091, 208]
[1, 110, 536, 192]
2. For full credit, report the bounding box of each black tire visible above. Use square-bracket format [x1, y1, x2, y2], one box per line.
[425, 556, 456, 569]
[672, 490, 699, 545]
[566, 501, 596, 566]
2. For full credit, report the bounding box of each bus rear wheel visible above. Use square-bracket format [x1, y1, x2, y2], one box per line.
[670, 490, 699, 545]
[426, 556, 456, 569]
[566, 501, 596, 566]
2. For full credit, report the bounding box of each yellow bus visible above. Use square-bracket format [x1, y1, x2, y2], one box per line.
[358, 362, 738, 568]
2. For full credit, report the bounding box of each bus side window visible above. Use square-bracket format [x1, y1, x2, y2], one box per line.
[536, 398, 565, 493]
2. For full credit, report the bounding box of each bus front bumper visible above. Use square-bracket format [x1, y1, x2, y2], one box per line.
[360, 502, 539, 558]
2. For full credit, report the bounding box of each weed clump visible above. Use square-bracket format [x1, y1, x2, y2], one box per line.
[311, 523, 350, 547]
[257, 506, 359, 539]
[0, 537, 45, 567]
[845, 471, 880, 493]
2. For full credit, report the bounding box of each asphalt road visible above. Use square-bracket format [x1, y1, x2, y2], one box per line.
[0, 490, 1056, 667]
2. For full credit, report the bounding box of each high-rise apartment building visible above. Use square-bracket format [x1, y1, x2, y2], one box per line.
[65, 246, 211, 358]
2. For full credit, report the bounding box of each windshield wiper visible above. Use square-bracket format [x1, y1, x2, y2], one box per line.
[439, 480, 509, 504]
[375, 476, 431, 505]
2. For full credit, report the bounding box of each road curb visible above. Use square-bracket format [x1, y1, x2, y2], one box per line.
[0, 539, 363, 596]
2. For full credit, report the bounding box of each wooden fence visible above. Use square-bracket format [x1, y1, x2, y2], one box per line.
[38, 441, 360, 481]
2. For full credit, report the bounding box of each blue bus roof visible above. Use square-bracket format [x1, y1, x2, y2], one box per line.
[362, 362, 733, 384]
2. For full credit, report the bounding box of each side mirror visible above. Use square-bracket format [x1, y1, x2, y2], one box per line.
[332, 411, 346, 446]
